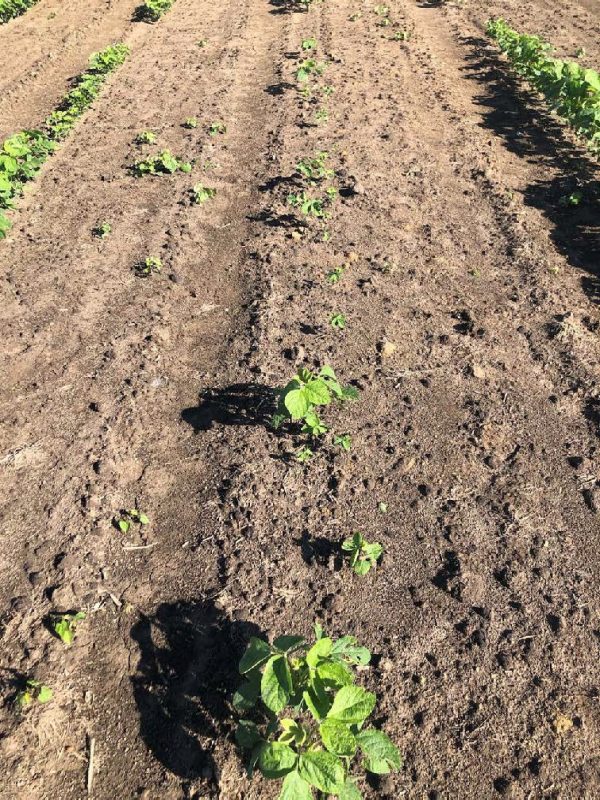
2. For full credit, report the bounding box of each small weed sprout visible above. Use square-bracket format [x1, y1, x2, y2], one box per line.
[135, 130, 156, 145]
[115, 508, 150, 533]
[92, 221, 112, 239]
[192, 183, 217, 204]
[314, 107, 329, 124]
[330, 313, 346, 330]
[15, 680, 53, 708]
[183, 117, 198, 129]
[334, 433, 352, 451]
[209, 121, 227, 136]
[296, 446, 314, 463]
[342, 532, 383, 575]
[135, 257, 162, 277]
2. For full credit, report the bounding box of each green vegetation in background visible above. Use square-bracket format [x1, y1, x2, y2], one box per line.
[0, 0, 40, 24]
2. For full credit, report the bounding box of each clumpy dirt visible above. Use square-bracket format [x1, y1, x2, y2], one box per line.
[0, 0, 599, 798]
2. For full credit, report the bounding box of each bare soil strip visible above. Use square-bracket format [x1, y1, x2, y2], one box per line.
[0, 0, 599, 798]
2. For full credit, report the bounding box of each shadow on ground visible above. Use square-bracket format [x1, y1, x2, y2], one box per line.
[130, 599, 263, 781]
[461, 36, 600, 303]
[181, 383, 278, 431]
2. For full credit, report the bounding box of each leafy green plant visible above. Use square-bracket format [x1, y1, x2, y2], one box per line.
[296, 59, 327, 83]
[315, 107, 329, 124]
[49, 611, 86, 645]
[92, 221, 112, 238]
[330, 313, 346, 330]
[0, 45, 128, 235]
[334, 434, 351, 451]
[487, 19, 600, 152]
[234, 627, 401, 799]
[135, 130, 157, 144]
[0, 0, 39, 23]
[272, 366, 358, 433]
[136, 0, 174, 22]
[342, 533, 383, 576]
[393, 30, 411, 41]
[296, 446, 314, 463]
[132, 150, 191, 176]
[302, 37, 317, 51]
[209, 121, 227, 136]
[327, 266, 345, 284]
[183, 117, 198, 129]
[115, 508, 150, 533]
[559, 190, 583, 207]
[15, 679, 53, 708]
[135, 256, 162, 276]
[192, 183, 217, 204]
[288, 192, 327, 219]
[296, 151, 334, 182]
[321, 85, 335, 98]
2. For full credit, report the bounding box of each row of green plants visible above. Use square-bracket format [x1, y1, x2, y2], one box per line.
[135, 0, 175, 23]
[233, 23, 402, 799]
[0, 0, 38, 24]
[0, 44, 130, 239]
[487, 18, 600, 153]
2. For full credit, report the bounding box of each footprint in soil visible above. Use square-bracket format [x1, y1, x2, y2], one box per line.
[181, 384, 278, 431]
[130, 600, 263, 780]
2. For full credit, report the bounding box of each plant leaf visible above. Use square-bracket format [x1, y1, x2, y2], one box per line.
[284, 388, 310, 420]
[261, 655, 292, 713]
[235, 719, 262, 750]
[273, 635, 306, 654]
[356, 729, 402, 774]
[239, 637, 272, 674]
[326, 686, 376, 725]
[279, 770, 313, 800]
[298, 751, 345, 794]
[258, 741, 297, 779]
[319, 719, 357, 757]
[339, 777, 363, 799]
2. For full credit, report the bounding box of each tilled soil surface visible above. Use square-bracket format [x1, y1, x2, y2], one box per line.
[1, 0, 599, 798]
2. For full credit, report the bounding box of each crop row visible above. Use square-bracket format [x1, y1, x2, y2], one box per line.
[0, 44, 130, 239]
[487, 18, 600, 153]
[0, 0, 38, 24]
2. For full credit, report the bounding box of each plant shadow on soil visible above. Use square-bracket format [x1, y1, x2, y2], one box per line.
[461, 37, 600, 304]
[268, 0, 308, 14]
[181, 384, 278, 431]
[130, 599, 264, 781]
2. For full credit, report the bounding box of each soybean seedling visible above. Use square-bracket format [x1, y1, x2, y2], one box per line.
[135, 256, 162, 277]
[92, 221, 112, 239]
[301, 37, 317, 50]
[272, 365, 358, 434]
[132, 150, 191, 176]
[192, 183, 217, 204]
[135, 130, 157, 145]
[334, 433, 352, 451]
[115, 508, 150, 533]
[15, 680, 53, 708]
[330, 313, 346, 330]
[49, 611, 86, 645]
[393, 29, 411, 41]
[314, 107, 329, 124]
[296, 151, 334, 182]
[327, 265, 345, 284]
[296, 59, 327, 83]
[233, 627, 402, 797]
[183, 117, 198, 129]
[342, 532, 383, 575]
[197, 39, 208, 47]
[296, 446, 314, 463]
[209, 121, 227, 136]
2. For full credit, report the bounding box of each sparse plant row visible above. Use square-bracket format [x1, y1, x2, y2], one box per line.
[0, 44, 130, 239]
[0, 0, 39, 24]
[487, 18, 600, 153]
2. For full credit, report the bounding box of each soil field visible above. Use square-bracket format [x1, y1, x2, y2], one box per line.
[0, 0, 599, 798]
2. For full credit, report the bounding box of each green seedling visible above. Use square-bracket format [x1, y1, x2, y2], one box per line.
[559, 191, 583, 207]
[330, 313, 346, 330]
[301, 37, 317, 51]
[378, 501, 388, 513]
[301, 410, 329, 437]
[315, 107, 329, 124]
[393, 29, 411, 41]
[15, 679, 53, 708]
[374, 3, 389, 15]
[576, 46, 586, 58]
[137, 0, 174, 22]
[192, 183, 217, 204]
[342, 532, 383, 575]
[132, 150, 191, 176]
[197, 38, 208, 47]
[183, 117, 198, 129]
[349, 11, 362, 21]
[327, 265, 345, 284]
[296, 59, 327, 83]
[321, 84, 335, 97]
[135, 130, 156, 144]
[92, 221, 111, 239]
[296, 446, 314, 463]
[288, 191, 326, 218]
[50, 611, 86, 645]
[272, 365, 358, 432]
[209, 121, 227, 136]
[234, 627, 401, 798]
[135, 257, 162, 277]
[334, 433, 351, 451]
[296, 151, 334, 182]
[115, 508, 150, 533]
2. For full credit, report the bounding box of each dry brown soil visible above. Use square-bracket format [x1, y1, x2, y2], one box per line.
[0, 0, 599, 798]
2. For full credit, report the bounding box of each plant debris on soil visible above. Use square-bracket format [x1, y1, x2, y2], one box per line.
[0, 0, 599, 797]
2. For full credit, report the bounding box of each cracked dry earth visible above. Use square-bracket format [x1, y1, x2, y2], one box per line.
[0, 0, 599, 798]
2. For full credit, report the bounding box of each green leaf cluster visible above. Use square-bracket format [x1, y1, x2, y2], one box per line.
[487, 19, 600, 152]
[49, 611, 86, 645]
[115, 507, 150, 531]
[15, 679, 53, 708]
[235, 629, 401, 799]
[0, 45, 129, 238]
[132, 149, 191, 176]
[342, 533, 383, 575]
[272, 365, 358, 434]
[192, 183, 217, 204]
[296, 151, 334, 183]
[136, 0, 174, 22]
[0, 0, 39, 24]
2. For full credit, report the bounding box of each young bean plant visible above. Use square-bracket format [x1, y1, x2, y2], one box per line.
[234, 626, 402, 799]
[342, 533, 383, 575]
